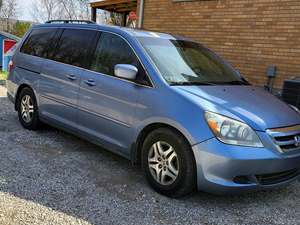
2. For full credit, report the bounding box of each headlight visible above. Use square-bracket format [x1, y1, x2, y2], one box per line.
[289, 104, 300, 114]
[205, 111, 263, 148]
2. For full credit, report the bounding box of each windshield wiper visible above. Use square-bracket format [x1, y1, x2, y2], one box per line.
[169, 81, 216, 86]
[216, 80, 250, 85]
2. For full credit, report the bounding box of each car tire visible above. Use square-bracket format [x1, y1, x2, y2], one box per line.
[141, 128, 197, 198]
[17, 87, 41, 130]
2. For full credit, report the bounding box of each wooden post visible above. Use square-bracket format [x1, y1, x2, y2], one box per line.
[91, 7, 97, 22]
[122, 12, 130, 27]
[122, 13, 126, 27]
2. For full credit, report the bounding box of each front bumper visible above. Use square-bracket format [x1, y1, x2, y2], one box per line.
[192, 135, 300, 194]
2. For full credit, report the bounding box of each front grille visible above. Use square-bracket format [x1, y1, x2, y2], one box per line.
[256, 169, 299, 185]
[267, 125, 300, 153]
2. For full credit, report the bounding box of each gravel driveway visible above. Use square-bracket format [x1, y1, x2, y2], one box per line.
[0, 95, 299, 225]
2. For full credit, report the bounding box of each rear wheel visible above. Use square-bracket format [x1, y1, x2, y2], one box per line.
[17, 87, 41, 130]
[142, 128, 197, 198]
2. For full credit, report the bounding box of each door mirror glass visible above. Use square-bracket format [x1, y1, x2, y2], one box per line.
[114, 64, 138, 80]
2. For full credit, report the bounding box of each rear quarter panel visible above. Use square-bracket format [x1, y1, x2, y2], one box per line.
[6, 26, 43, 106]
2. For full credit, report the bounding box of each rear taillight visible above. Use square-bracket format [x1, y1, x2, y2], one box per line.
[8, 59, 14, 72]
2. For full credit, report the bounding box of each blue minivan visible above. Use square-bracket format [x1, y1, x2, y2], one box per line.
[6, 20, 300, 197]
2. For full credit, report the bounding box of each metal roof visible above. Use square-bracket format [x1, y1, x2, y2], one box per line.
[90, 0, 137, 13]
[0, 31, 20, 41]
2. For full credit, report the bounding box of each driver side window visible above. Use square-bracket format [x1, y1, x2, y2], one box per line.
[90, 32, 151, 86]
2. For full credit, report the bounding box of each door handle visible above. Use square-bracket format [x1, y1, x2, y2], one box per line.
[84, 79, 96, 87]
[66, 74, 77, 81]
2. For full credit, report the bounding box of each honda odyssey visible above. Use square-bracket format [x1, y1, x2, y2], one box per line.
[6, 21, 300, 197]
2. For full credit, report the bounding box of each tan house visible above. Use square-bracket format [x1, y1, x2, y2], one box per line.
[91, 0, 300, 90]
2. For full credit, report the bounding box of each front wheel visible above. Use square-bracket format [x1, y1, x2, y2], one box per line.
[142, 128, 197, 198]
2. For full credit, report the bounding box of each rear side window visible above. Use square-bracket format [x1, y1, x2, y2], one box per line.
[52, 29, 97, 68]
[90, 32, 150, 85]
[21, 28, 57, 58]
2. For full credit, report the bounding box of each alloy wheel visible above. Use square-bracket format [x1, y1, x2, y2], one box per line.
[20, 95, 34, 123]
[148, 141, 179, 186]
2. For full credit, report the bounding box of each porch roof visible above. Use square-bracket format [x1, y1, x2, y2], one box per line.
[90, 0, 137, 13]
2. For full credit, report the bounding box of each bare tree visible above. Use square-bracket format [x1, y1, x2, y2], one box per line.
[76, 0, 90, 20]
[44, 0, 57, 20]
[30, 0, 58, 22]
[0, 0, 18, 32]
[59, 0, 90, 20]
[59, 0, 77, 20]
[30, 0, 90, 22]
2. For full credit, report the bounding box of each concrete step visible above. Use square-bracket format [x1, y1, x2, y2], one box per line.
[0, 85, 7, 97]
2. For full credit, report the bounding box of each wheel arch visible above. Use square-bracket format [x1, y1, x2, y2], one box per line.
[14, 84, 35, 111]
[131, 122, 195, 165]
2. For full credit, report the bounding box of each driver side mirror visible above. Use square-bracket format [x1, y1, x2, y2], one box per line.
[114, 64, 138, 80]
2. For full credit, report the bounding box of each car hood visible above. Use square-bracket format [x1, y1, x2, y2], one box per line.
[176, 85, 300, 131]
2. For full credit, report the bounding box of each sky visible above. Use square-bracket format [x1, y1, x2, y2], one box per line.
[17, 0, 35, 21]
[16, 0, 99, 22]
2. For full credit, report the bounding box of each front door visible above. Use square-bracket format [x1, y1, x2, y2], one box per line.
[77, 32, 152, 155]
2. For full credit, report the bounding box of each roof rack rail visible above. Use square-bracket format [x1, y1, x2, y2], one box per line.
[45, 20, 96, 24]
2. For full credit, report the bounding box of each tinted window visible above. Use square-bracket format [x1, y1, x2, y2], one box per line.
[91, 32, 150, 85]
[21, 28, 57, 58]
[53, 29, 97, 68]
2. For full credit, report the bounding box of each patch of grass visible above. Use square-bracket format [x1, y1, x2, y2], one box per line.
[0, 71, 8, 80]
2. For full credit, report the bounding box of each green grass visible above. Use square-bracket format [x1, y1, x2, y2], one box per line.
[0, 71, 8, 80]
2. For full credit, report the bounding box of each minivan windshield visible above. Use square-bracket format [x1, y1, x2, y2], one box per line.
[138, 37, 249, 86]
